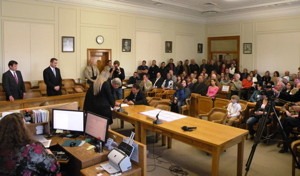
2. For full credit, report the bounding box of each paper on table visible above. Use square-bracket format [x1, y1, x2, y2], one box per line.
[100, 162, 120, 174]
[33, 135, 52, 148]
[140, 109, 186, 122]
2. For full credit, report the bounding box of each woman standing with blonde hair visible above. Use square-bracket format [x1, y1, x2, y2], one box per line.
[84, 75, 118, 125]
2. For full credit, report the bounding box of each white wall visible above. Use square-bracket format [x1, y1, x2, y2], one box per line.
[0, 0, 205, 82]
[206, 16, 300, 75]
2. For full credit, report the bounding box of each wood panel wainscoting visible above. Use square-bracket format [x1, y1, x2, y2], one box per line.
[0, 93, 86, 112]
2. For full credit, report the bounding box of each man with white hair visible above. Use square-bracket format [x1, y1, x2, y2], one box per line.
[230, 73, 242, 97]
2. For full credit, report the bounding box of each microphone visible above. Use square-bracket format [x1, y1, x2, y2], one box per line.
[153, 110, 162, 124]
[181, 126, 197, 131]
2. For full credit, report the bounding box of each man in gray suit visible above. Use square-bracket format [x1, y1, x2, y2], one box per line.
[2, 60, 25, 101]
[43, 58, 62, 96]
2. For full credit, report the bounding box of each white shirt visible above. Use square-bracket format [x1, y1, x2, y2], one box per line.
[227, 102, 242, 117]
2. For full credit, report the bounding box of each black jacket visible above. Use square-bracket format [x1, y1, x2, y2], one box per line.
[125, 90, 148, 105]
[43, 67, 62, 96]
[83, 81, 115, 124]
[2, 70, 25, 100]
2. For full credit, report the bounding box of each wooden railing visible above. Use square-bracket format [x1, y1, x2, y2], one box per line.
[0, 93, 86, 112]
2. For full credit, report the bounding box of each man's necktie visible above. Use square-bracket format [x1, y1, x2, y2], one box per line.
[53, 68, 56, 77]
[13, 72, 18, 84]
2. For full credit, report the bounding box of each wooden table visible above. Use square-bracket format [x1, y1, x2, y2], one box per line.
[80, 162, 141, 176]
[114, 105, 248, 176]
[50, 136, 108, 176]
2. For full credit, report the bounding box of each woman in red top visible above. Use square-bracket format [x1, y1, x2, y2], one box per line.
[241, 75, 253, 100]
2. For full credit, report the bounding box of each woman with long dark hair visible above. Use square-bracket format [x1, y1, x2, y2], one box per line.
[0, 113, 60, 175]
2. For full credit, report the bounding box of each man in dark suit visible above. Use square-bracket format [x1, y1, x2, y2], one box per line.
[2, 60, 25, 101]
[43, 58, 62, 96]
[152, 72, 164, 88]
[124, 84, 148, 105]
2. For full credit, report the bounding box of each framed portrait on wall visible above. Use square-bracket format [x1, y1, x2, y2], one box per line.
[62, 36, 74, 52]
[165, 41, 172, 53]
[197, 43, 203, 53]
[243, 43, 252, 54]
[122, 39, 131, 52]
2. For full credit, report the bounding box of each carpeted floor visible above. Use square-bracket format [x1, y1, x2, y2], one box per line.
[112, 120, 296, 176]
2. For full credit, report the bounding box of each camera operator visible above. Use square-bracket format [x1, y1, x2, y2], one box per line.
[279, 102, 300, 153]
[109, 60, 125, 99]
[246, 89, 274, 139]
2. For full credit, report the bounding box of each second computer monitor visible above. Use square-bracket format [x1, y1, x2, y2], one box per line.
[85, 112, 109, 143]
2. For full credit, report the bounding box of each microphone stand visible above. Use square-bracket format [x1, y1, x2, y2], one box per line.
[153, 110, 162, 124]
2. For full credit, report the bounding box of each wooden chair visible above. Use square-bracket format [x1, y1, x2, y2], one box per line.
[38, 81, 47, 96]
[24, 81, 32, 92]
[181, 98, 191, 115]
[148, 97, 162, 107]
[147, 88, 163, 97]
[198, 96, 214, 114]
[190, 93, 201, 117]
[214, 98, 230, 109]
[62, 79, 85, 94]
[23, 90, 42, 99]
[291, 140, 300, 176]
[198, 107, 227, 124]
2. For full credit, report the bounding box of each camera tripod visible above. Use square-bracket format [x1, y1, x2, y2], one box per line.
[245, 100, 300, 175]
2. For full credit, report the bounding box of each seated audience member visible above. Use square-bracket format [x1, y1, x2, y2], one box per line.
[220, 74, 231, 86]
[152, 72, 164, 88]
[148, 60, 159, 81]
[240, 75, 254, 100]
[137, 60, 148, 78]
[182, 79, 191, 98]
[240, 68, 249, 81]
[271, 71, 280, 86]
[246, 91, 272, 139]
[171, 83, 186, 113]
[261, 71, 271, 86]
[169, 70, 177, 83]
[175, 60, 184, 76]
[226, 95, 242, 126]
[281, 81, 294, 95]
[206, 79, 219, 99]
[161, 73, 174, 89]
[228, 63, 236, 78]
[176, 76, 182, 85]
[274, 78, 285, 92]
[140, 74, 152, 93]
[124, 84, 148, 105]
[279, 102, 300, 153]
[253, 69, 262, 84]
[249, 83, 263, 102]
[282, 70, 290, 82]
[230, 73, 242, 97]
[127, 72, 139, 85]
[159, 62, 168, 79]
[0, 113, 60, 175]
[191, 75, 208, 96]
[277, 82, 300, 102]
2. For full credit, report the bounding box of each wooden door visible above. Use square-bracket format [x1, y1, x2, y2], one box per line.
[87, 49, 111, 73]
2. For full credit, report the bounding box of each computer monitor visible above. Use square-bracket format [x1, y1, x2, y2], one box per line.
[52, 109, 84, 132]
[85, 111, 109, 143]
